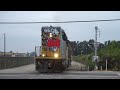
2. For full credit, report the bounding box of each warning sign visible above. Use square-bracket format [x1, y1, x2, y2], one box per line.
[92, 56, 99, 62]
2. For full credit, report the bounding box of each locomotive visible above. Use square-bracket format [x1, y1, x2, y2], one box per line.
[35, 26, 72, 73]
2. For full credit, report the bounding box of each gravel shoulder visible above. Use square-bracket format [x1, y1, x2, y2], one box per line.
[0, 64, 36, 73]
[66, 61, 86, 71]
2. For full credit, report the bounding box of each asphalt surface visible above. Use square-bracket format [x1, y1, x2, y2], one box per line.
[0, 62, 120, 79]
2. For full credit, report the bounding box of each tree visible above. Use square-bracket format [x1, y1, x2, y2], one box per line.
[98, 40, 120, 70]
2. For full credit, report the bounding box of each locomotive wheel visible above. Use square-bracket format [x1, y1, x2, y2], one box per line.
[38, 61, 48, 73]
[51, 62, 63, 73]
[38, 62, 44, 73]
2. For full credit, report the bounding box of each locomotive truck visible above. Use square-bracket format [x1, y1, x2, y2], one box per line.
[35, 26, 72, 73]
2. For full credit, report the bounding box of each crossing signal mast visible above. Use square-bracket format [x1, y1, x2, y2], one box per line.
[94, 26, 100, 70]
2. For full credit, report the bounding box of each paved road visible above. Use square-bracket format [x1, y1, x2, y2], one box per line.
[0, 63, 120, 79]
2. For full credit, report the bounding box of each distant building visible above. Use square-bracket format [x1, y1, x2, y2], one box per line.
[11, 53, 15, 57]
[14, 53, 27, 57]
[0, 51, 27, 57]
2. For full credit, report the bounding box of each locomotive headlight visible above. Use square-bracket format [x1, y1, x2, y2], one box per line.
[54, 53, 58, 58]
[42, 54, 45, 57]
[50, 33, 52, 37]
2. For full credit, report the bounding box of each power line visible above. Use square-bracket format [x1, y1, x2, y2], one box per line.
[0, 18, 120, 24]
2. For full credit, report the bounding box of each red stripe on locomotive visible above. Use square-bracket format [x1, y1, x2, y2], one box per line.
[47, 39, 60, 47]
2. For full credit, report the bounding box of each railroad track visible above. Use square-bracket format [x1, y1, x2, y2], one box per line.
[0, 71, 120, 79]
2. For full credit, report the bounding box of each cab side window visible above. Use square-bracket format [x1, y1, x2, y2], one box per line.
[62, 31, 67, 41]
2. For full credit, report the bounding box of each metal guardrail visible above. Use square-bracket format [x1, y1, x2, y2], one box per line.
[0, 57, 34, 69]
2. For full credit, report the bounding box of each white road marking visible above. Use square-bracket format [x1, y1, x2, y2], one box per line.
[117, 73, 120, 76]
[0, 74, 36, 76]
[0, 75, 21, 76]
[55, 74, 120, 77]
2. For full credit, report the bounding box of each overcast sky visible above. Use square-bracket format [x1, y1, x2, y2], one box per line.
[0, 11, 120, 53]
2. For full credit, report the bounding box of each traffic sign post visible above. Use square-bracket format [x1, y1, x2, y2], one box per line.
[92, 56, 99, 70]
[106, 60, 108, 71]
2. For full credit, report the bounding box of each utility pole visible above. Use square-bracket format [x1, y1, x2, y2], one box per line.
[35, 46, 36, 57]
[95, 26, 98, 57]
[4, 33, 6, 56]
[94, 26, 100, 70]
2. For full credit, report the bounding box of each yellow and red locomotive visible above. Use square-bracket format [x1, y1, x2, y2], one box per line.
[35, 26, 72, 73]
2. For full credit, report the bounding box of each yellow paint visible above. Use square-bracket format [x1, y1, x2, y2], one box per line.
[41, 48, 61, 58]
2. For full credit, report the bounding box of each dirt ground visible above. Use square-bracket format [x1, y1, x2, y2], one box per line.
[66, 61, 86, 71]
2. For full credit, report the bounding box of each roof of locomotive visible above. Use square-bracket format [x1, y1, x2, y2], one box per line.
[41, 26, 61, 30]
[41, 26, 68, 40]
